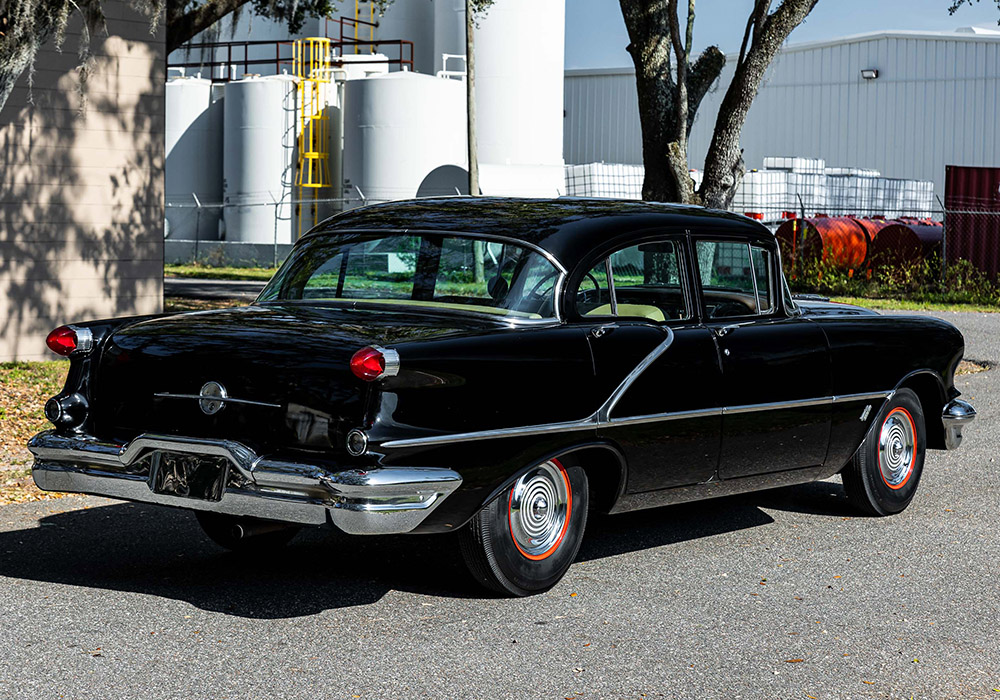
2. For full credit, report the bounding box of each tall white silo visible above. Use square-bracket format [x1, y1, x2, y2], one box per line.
[367, 0, 435, 75]
[222, 75, 298, 244]
[342, 71, 467, 205]
[432, 0, 566, 196]
[165, 77, 223, 240]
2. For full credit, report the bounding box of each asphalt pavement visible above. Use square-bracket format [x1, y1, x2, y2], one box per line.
[0, 311, 997, 699]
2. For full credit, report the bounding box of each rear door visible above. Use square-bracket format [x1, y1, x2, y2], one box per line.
[694, 238, 832, 479]
[580, 235, 723, 491]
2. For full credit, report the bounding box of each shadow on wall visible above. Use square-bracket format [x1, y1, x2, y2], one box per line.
[0, 3, 166, 361]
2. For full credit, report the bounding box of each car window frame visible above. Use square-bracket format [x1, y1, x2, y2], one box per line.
[691, 235, 782, 322]
[567, 232, 695, 326]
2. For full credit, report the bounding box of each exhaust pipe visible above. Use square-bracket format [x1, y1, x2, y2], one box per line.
[231, 520, 297, 540]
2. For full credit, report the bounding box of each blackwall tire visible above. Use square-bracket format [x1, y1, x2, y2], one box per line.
[459, 459, 588, 597]
[195, 511, 300, 552]
[842, 388, 926, 516]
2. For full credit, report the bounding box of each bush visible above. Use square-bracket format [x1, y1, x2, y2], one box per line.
[786, 256, 1000, 307]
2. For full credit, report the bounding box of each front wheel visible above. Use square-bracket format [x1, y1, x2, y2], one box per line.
[842, 388, 926, 516]
[459, 459, 588, 597]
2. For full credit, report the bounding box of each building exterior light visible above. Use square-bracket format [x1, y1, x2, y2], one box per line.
[861, 69, 879, 80]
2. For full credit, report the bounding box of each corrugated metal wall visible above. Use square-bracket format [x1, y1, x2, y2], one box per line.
[564, 32, 1000, 198]
[564, 68, 643, 165]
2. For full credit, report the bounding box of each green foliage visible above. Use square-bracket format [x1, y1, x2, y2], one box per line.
[947, 0, 1000, 22]
[788, 257, 1000, 307]
[0, 0, 163, 113]
[165, 263, 278, 280]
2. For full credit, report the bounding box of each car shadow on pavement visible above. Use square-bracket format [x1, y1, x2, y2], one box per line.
[0, 480, 853, 617]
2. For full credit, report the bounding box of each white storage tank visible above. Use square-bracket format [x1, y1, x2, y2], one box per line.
[342, 71, 466, 204]
[367, 1, 435, 75]
[222, 75, 297, 244]
[432, 0, 566, 196]
[165, 77, 223, 240]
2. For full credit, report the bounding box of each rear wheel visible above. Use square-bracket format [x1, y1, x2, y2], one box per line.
[195, 511, 300, 552]
[460, 459, 588, 597]
[842, 388, 926, 516]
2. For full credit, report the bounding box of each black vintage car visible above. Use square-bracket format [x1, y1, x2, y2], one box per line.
[30, 198, 976, 596]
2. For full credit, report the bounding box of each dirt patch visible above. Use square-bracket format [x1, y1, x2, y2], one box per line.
[0, 361, 71, 504]
[957, 359, 990, 375]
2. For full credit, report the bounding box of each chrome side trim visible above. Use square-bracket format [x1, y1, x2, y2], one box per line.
[380, 386, 894, 449]
[154, 393, 282, 409]
[722, 396, 832, 416]
[600, 328, 675, 421]
[942, 398, 976, 450]
[607, 407, 723, 428]
[28, 430, 462, 535]
[381, 329, 676, 449]
[379, 418, 599, 449]
[832, 391, 894, 404]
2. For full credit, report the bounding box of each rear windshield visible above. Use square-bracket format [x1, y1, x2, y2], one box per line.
[257, 232, 561, 320]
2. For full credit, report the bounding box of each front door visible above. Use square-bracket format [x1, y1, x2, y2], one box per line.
[695, 238, 831, 479]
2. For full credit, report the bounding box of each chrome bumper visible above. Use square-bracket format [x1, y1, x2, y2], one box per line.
[942, 399, 976, 450]
[28, 431, 462, 535]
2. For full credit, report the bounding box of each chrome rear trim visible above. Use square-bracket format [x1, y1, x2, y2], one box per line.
[153, 393, 282, 409]
[28, 431, 461, 535]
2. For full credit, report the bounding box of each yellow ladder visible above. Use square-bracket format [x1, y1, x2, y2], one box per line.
[354, 0, 375, 54]
[294, 37, 333, 235]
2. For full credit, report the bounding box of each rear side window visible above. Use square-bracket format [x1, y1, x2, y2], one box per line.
[695, 240, 775, 319]
[576, 239, 690, 321]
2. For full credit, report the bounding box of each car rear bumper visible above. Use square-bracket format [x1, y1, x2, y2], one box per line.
[28, 430, 462, 535]
[942, 399, 976, 450]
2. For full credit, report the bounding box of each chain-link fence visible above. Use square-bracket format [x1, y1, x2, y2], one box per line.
[166, 176, 1000, 295]
[165, 195, 381, 267]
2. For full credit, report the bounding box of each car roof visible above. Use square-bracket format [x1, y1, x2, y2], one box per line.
[312, 197, 775, 271]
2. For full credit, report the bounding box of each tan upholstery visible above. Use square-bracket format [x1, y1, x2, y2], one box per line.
[585, 303, 665, 322]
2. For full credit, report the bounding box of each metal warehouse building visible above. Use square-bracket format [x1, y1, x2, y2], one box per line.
[564, 26, 1000, 200]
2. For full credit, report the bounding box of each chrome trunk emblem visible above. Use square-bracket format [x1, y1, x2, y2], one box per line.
[199, 381, 227, 415]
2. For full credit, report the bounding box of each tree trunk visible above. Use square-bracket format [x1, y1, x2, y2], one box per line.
[700, 0, 818, 209]
[465, 1, 484, 283]
[619, 0, 723, 204]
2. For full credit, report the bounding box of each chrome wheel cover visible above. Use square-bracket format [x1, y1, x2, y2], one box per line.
[508, 461, 570, 558]
[879, 409, 915, 488]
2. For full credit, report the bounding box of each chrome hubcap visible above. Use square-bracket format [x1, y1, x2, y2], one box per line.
[508, 461, 570, 558]
[879, 410, 915, 487]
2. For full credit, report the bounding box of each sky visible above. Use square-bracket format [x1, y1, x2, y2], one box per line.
[565, 0, 1000, 69]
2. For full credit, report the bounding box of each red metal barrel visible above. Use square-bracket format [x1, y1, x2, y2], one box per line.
[945, 165, 1000, 279]
[867, 221, 944, 267]
[775, 216, 870, 271]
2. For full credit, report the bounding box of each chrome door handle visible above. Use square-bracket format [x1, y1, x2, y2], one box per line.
[591, 324, 618, 339]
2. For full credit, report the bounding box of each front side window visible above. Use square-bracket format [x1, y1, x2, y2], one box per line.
[695, 240, 775, 319]
[576, 239, 690, 321]
[258, 233, 560, 320]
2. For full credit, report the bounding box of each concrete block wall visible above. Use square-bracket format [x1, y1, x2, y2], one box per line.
[0, 2, 165, 361]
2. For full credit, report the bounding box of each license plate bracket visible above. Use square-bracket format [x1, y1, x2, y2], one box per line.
[149, 452, 230, 502]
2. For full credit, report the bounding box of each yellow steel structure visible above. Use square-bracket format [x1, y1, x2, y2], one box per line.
[354, 0, 376, 53]
[294, 37, 333, 234]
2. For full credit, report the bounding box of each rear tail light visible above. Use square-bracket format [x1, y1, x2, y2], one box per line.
[350, 346, 400, 382]
[45, 325, 93, 357]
